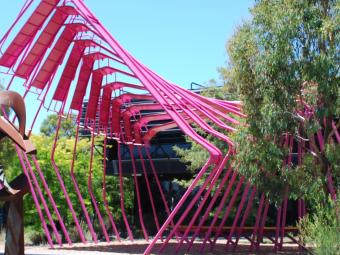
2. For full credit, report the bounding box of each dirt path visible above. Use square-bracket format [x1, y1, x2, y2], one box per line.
[0, 240, 307, 255]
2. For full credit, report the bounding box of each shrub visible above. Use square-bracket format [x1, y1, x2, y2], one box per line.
[298, 196, 340, 255]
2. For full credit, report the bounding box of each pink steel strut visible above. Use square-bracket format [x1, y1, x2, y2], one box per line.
[15, 147, 54, 247]
[128, 144, 149, 241]
[137, 146, 161, 234]
[50, 113, 86, 243]
[185, 165, 234, 252]
[69, 119, 98, 243]
[117, 142, 134, 241]
[87, 127, 110, 243]
[102, 135, 121, 241]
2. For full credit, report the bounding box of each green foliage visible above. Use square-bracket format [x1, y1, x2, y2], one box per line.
[173, 136, 209, 172]
[25, 129, 134, 241]
[298, 196, 340, 255]
[0, 113, 134, 243]
[229, 0, 339, 203]
[25, 226, 46, 245]
[0, 138, 21, 181]
[40, 114, 76, 138]
[174, 0, 339, 215]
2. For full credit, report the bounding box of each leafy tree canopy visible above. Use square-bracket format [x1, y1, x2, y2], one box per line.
[176, 0, 339, 204]
[230, 0, 339, 203]
[40, 114, 76, 138]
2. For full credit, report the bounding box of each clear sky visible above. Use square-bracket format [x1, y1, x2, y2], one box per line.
[0, 0, 253, 132]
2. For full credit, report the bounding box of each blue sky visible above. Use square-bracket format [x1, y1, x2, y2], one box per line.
[84, 0, 254, 87]
[0, 0, 253, 132]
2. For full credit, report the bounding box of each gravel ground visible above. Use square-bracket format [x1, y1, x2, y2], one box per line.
[0, 239, 307, 255]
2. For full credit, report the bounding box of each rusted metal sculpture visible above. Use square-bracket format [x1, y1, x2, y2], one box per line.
[0, 91, 36, 155]
[0, 90, 36, 255]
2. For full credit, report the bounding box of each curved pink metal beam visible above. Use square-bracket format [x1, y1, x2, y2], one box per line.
[100, 92, 153, 127]
[122, 104, 164, 143]
[139, 75, 234, 147]
[126, 58, 232, 155]
[162, 84, 238, 132]
[74, 0, 223, 165]
[139, 63, 245, 118]
[132, 110, 206, 145]
[102, 81, 145, 91]
[166, 83, 241, 127]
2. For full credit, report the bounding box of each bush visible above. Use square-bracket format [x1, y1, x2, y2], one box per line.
[298, 196, 340, 255]
[25, 226, 46, 245]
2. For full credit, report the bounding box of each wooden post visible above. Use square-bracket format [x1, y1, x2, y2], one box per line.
[0, 174, 28, 255]
[5, 197, 24, 255]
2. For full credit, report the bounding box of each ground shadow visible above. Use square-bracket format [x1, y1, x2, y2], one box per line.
[56, 242, 307, 255]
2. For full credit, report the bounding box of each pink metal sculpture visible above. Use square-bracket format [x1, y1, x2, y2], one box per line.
[0, 1, 337, 254]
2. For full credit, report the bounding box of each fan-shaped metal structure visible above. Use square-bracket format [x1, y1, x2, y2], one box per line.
[0, 0, 338, 254]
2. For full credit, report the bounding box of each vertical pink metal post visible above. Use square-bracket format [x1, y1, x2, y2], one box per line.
[50, 113, 86, 243]
[137, 146, 161, 234]
[117, 142, 134, 241]
[128, 144, 149, 241]
[102, 135, 121, 241]
[69, 121, 98, 243]
[87, 130, 111, 243]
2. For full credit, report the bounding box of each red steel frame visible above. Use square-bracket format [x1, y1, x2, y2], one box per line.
[0, 0, 337, 254]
